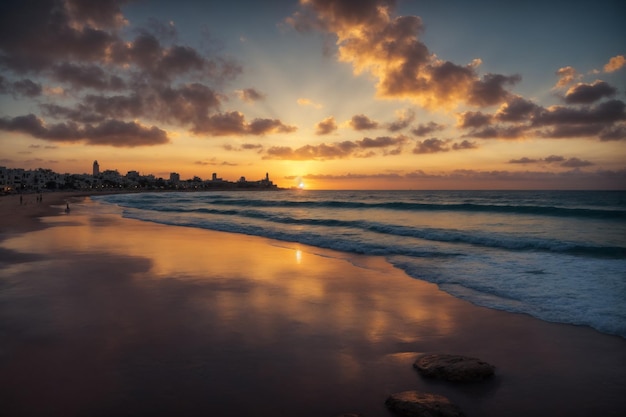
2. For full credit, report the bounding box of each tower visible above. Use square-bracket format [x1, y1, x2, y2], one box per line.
[93, 160, 99, 177]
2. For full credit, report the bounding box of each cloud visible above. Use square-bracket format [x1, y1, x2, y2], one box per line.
[264, 134, 407, 160]
[289, 169, 626, 189]
[561, 157, 593, 168]
[508, 155, 592, 168]
[0, 0, 292, 144]
[452, 140, 478, 150]
[599, 124, 626, 141]
[564, 81, 617, 104]
[495, 96, 540, 122]
[463, 124, 527, 139]
[315, 116, 338, 135]
[533, 99, 626, 127]
[0, 78, 43, 98]
[386, 109, 415, 132]
[349, 114, 379, 130]
[236, 88, 266, 102]
[459, 97, 626, 141]
[51, 62, 125, 90]
[604, 55, 626, 73]
[0, 114, 170, 147]
[544, 155, 565, 163]
[413, 138, 450, 154]
[554, 66, 579, 88]
[193, 111, 296, 136]
[411, 121, 445, 136]
[288, 0, 518, 109]
[297, 98, 323, 109]
[509, 157, 539, 164]
[457, 111, 492, 128]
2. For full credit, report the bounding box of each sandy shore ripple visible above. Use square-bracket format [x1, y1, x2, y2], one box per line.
[1, 193, 625, 416]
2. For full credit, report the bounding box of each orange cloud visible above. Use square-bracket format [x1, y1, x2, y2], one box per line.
[297, 98, 323, 108]
[604, 55, 625, 73]
[289, 0, 519, 109]
[554, 66, 579, 88]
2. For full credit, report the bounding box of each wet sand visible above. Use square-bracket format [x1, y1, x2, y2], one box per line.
[1, 195, 625, 416]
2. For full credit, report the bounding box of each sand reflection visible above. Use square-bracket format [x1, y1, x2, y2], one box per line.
[1, 203, 463, 416]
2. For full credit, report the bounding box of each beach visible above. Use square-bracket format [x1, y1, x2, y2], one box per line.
[1, 193, 625, 417]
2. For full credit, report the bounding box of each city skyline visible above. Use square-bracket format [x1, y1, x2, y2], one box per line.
[1, 0, 625, 190]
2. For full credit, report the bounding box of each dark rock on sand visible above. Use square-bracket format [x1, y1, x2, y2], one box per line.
[414, 353, 495, 382]
[385, 391, 465, 417]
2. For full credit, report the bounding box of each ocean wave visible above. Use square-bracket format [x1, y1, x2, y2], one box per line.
[109, 203, 626, 259]
[185, 198, 626, 220]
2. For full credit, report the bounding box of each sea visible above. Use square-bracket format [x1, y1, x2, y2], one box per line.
[92, 190, 626, 338]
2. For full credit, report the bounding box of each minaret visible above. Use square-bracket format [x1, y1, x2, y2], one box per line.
[93, 160, 100, 177]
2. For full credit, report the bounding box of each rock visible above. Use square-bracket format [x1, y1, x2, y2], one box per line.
[413, 353, 495, 382]
[385, 391, 465, 417]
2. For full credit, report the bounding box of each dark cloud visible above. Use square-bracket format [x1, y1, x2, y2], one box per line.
[11, 79, 43, 97]
[413, 138, 450, 154]
[544, 155, 565, 163]
[0, 113, 169, 147]
[464, 124, 526, 139]
[82, 119, 169, 147]
[452, 140, 477, 150]
[65, 0, 131, 29]
[237, 88, 266, 102]
[315, 116, 337, 135]
[349, 114, 379, 130]
[357, 135, 407, 148]
[561, 157, 593, 168]
[1, 75, 43, 97]
[0, 0, 117, 72]
[265, 141, 357, 160]
[509, 157, 539, 164]
[386, 109, 415, 132]
[509, 155, 592, 167]
[288, 0, 517, 109]
[533, 100, 626, 126]
[457, 99, 626, 140]
[599, 124, 626, 141]
[193, 111, 296, 136]
[264, 134, 407, 160]
[52, 62, 125, 90]
[0, 0, 279, 145]
[457, 111, 492, 129]
[468, 73, 520, 107]
[412, 121, 445, 136]
[564, 81, 617, 104]
[495, 96, 540, 122]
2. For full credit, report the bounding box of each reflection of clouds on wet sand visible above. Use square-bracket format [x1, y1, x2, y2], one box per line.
[0, 209, 464, 416]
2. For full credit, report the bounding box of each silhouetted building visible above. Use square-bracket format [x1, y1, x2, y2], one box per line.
[93, 160, 100, 177]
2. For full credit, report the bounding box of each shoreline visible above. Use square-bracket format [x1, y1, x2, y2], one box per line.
[1, 195, 625, 416]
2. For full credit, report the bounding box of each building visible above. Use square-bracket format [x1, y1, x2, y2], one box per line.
[170, 172, 180, 183]
[93, 160, 100, 177]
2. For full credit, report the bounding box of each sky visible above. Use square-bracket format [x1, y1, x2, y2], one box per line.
[0, 0, 625, 190]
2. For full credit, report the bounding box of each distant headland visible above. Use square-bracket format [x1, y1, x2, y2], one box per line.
[1, 161, 281, 194]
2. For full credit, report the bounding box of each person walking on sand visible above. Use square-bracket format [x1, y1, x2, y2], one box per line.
[65, 202, 70, 213]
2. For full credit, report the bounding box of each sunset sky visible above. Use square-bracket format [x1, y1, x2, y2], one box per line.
[1, 0, 625, 189]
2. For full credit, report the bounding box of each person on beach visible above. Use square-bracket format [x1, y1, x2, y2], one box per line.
[65, 202, 70, 213]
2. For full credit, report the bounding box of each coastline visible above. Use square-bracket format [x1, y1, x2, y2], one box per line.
[1, 195, 625, 416]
